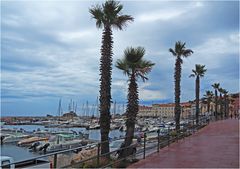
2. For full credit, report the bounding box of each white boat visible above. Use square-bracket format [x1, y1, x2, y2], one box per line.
[2, 133, 30, 144]
[88, 124, 100, 130]
[18, 136, 48, 146]
[119, 125, 126, 132]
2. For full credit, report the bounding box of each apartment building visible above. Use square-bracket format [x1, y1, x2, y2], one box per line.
[138, 102, 192, 119]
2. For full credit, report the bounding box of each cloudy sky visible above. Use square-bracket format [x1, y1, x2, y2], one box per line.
[1, 0, 239, 116]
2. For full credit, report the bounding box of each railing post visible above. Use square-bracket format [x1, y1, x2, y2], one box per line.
[53, 154, 57, 168]
[157, 129, 160, 152]
[176, 132, 178, 143]
[143, 133, 146, 159]
[97, 143, 100, 168]
[168, 127, 170, 146]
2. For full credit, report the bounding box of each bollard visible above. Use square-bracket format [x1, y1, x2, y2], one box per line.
[157, 129, 160, 152]
[97, 143, 100, 168]
[143, 133, 146, 159]
[53, 154, 57, 168]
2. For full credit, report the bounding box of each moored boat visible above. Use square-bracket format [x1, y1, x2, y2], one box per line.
[2, 133, 31, 144]
[18, 136, 48, 146]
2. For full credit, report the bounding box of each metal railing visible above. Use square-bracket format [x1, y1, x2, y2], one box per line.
[1, 116, 210, 168]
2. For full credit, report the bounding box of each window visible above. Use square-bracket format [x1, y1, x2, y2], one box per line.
[2, 160, 10, 169]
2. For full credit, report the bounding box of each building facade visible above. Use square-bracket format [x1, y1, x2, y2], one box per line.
[138, 102, 192, 119]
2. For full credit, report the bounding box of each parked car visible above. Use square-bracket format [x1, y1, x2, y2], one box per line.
[109, 139, 138, 160]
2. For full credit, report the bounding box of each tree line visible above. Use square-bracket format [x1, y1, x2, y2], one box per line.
[89, 0, 231, 160]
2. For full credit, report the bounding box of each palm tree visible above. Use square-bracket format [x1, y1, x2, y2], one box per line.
[169, 41, 193, 130]
[116, 47, 154, 158]
[89, 0, 134, 156]
[218, 87, 225, 119]
[222, 89, 229, 118]
[189, 64, 207, 125]
[212, 83, 220, 120]
[204, 90, 214, 115]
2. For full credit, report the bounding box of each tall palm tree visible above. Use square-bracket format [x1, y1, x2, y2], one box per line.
[116, 47, 154, 158]
[212, 83, 220, 120]
[222, 89, 229, 118]
[169, 41, 193, 130]
[189, 64, 207, 125]
[89, 0, 134, 156]
[218, 87, 224, 119]
[204, 90, 214, 115]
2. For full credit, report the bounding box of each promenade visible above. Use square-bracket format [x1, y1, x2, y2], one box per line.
[129, 119, 239, 168]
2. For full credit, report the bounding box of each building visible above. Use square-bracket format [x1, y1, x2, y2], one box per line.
[138, 102, 192, 119]
[181, 102, 192, 118]
[62, 111, 77, 120]
[152, 103, 175, 119]
[137, 93, 239, 119]
[138, 105, 153, 117]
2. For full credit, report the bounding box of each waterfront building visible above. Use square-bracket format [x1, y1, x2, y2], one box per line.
[138, 105, 153, 117]
[152, 103, 175, 119]
[181, 102, 192, 118]
[138, 102, 192, 119]
[62, 111, 77, 120]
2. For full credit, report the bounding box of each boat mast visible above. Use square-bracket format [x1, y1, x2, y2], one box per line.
[57, 99, 62, 118]
[96, 96, 99, 118]
[113, 100, 117, 117]
[75, 103, 77, 114]
[86, 101, 89, 117]
[82, 103, 85, 117]
[72, 101, 75, 112]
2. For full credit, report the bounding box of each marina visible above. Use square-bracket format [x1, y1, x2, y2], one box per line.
[0, 115, 188, 162]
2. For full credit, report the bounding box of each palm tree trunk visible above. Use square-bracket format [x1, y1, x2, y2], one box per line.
[214, 90, 218, 120]
[174, 57, 181, 131]
[226, 98, 229, 118]
[196, 76, 200, 125]
[219, 93, 223, 119]
[224, 96, 227, 118]
[119, 73, 139, 159]
[207, 98, 210, 113]
[99, 25, 113, 157]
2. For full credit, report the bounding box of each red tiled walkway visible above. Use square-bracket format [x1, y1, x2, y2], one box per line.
[129, 119, 239, 168]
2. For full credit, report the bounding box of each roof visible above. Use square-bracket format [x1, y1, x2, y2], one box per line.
[139, 105, 152, 109]
[153, 103, 175, 107]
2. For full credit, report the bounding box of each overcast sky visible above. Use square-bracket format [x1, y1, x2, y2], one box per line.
[1, 0, 239, 116]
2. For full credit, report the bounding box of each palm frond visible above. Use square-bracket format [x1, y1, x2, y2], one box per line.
[116, 47, 155, 82]
[116, 58, 130, 76]
[194, 64, 207, 77]
[103, 0, 118, 21]
[135, 60, 154, 81]
[113, 15, 134, 30]
[169, 48, 176, 56]
[89, 5, 104, 28]
[189, 74, 195, 78]
[124, 47, 145, 64]
[212, 83, 220, 89]
[182, 49, 194, 57]
[218, 87, 224, 93]
[170, 41, 193, 60]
